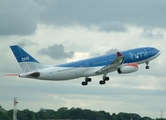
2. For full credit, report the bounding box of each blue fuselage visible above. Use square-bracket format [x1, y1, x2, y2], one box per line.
[57, 47, 160, 67]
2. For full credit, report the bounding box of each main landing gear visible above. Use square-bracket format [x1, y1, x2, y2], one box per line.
[145, 62, 150, 69]
[82, 75, 110, 86]
[82, 77, 92, 86]
[99, 76, 109, 85]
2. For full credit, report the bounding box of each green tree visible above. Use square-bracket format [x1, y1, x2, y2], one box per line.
[56, 107, 68, 119]
[1, 104, 165, 120]
[17, 110, 28, 120]
[143, 116, 152, 120]
[23, 109, 36, 120]
[0, 105, 11, 120]
[7, 109, 13, 120]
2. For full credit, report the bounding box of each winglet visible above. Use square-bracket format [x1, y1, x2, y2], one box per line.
[117, 52, 122, 57]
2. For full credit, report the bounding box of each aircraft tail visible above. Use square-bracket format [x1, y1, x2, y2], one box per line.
[10, 45, 47, 73]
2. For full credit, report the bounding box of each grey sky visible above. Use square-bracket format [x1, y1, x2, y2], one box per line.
[1, 0, 166, 35]
[0, 0, 166, 118]
[17, 40, 37, 48]
[105, 49, 119, 55]
[97, 21, 128, 33]
[38, 44, 74, 60]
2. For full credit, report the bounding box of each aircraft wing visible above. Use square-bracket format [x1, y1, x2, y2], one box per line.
[95, 52, 124, 74]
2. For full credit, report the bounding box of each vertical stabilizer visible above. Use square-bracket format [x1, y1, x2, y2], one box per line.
[10, 45, 47, 73]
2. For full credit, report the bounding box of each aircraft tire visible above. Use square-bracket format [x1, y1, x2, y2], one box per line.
[104, 77, 109, 81]
[86, 78, 92, 82]
[82, 81, 88, 86]
[146, 66, 150, 69]
[99, 80, 105, 85]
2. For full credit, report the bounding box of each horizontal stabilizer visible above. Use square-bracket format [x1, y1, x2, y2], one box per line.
[26, 72, 40, 77]
[19, 71, 40, 78]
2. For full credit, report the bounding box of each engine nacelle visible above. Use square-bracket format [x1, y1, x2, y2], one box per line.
[117, 63, 138, 74]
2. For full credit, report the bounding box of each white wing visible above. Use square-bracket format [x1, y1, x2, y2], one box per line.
[95, 52, 124, 75]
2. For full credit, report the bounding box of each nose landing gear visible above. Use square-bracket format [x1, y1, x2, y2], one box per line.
[145, 62, 150, 69]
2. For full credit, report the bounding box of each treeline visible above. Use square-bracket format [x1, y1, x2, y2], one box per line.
[0, 105, 165, 120]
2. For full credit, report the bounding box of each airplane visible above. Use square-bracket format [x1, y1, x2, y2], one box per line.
[6, 45, 160, 86]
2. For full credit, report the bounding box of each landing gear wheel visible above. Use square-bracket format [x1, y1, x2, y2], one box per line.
[86, 78, 92, 82]
[145, 66, 150, 69]
[99, 75, 109, 85]
[82, 81, 88, 86]
[104, 77, 109, 81]
[82, 77, 92, 86]
[99, 80, 105, 85]
[145, 62, 150, 69]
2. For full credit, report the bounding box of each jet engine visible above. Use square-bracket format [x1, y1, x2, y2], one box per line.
[117, 63, 138, 74]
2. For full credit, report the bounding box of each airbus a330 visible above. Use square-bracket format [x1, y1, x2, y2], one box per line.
[6, 45, 160, 86]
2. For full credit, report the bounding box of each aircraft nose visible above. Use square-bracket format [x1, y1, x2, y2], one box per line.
[156, 48, 161, 55]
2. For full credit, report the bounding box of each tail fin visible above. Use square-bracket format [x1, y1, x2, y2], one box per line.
[10, 45, 47, 73]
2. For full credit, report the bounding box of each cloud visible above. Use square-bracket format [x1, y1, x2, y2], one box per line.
[1, 0, 166, 36]
[1, 75, 166, 118]
[0, 0, 42, 36]
[90, 48, 119, 57]
[98, 21, 128, 32]
[37, 0, 166, 28]
[38, 44, 74, 60]
[17, 40, 37, 48]
[105, 49, 119, 54]
[140, 30, 164, 39]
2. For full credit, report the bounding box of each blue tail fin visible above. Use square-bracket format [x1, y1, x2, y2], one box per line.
[10, 45, 39, 63]
[10, 45, 47, 72]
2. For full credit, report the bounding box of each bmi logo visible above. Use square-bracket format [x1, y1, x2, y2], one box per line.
[128, 49, 148, 61]
[21, 56, 29, 61]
